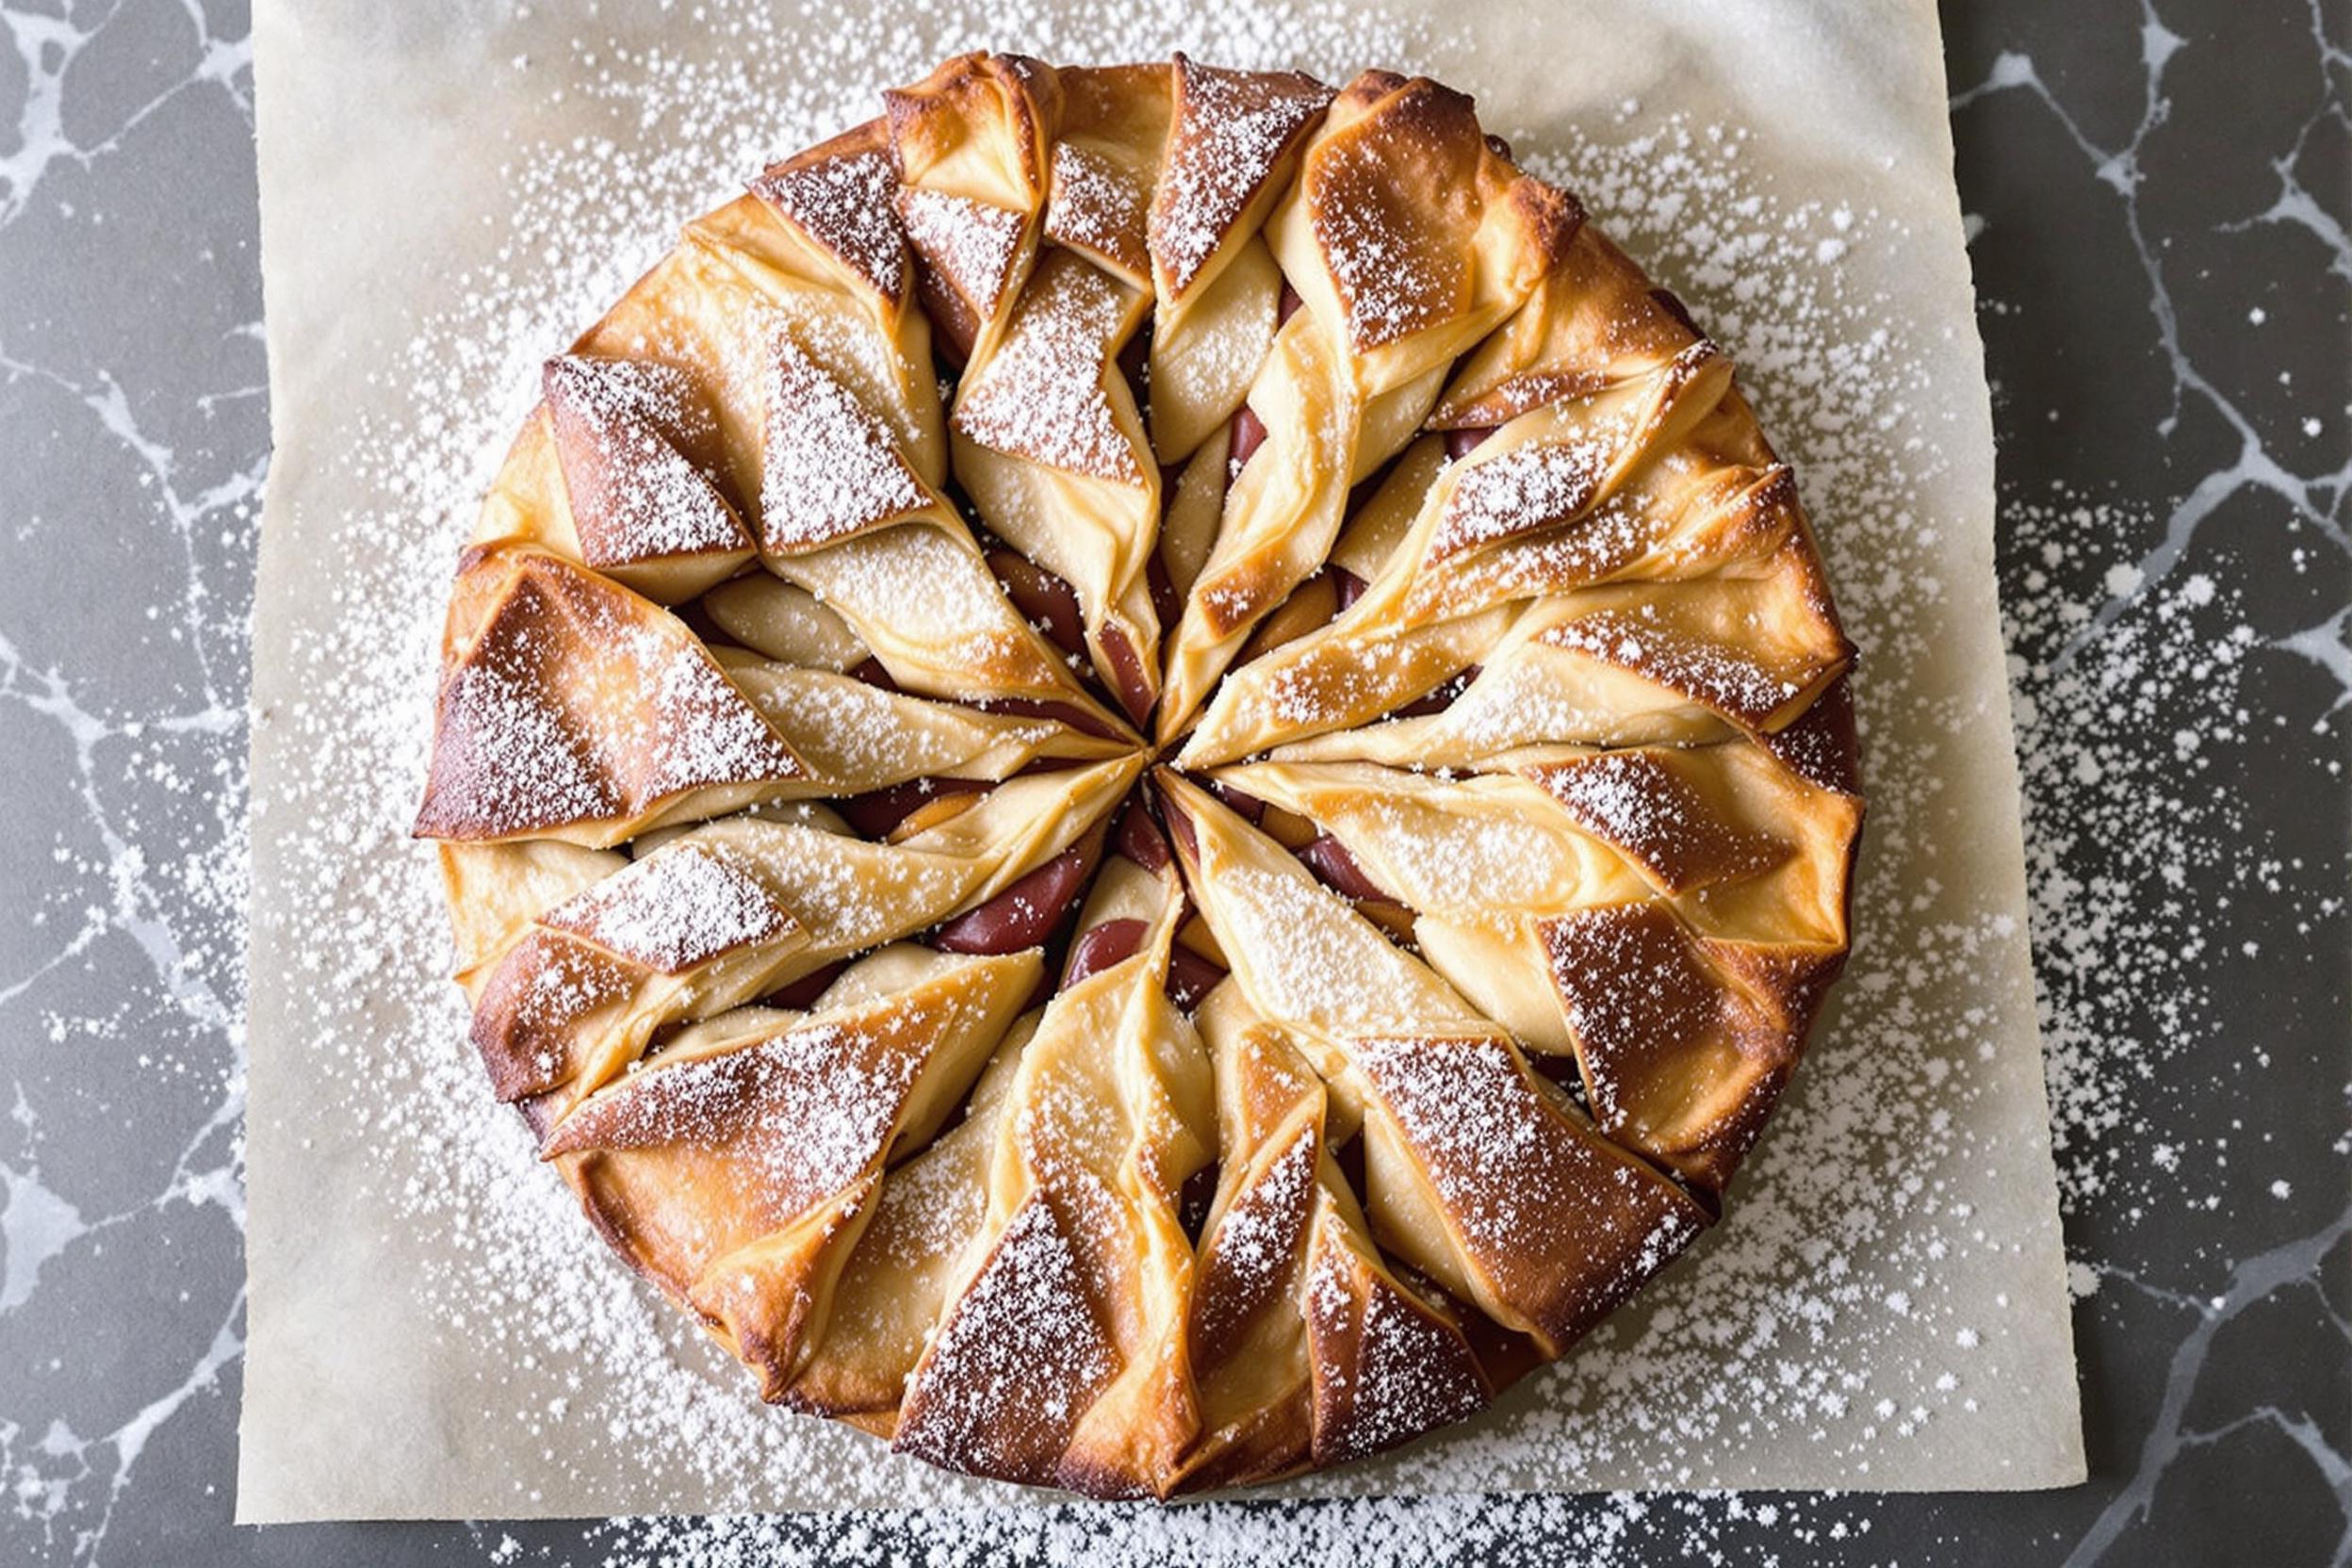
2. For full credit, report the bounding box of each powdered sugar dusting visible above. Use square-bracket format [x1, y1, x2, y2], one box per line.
[1431, 427, 1627, 562]
[429, 652, 623, 830]
[748, 143, 906, 303]
[542, 843, 792, 974]
[895, 1197, 1119, 1475]
[1308, 133, 1462, 351]
[1532, 750, 1781, 890]
[1047, 140, 1150, 272]
[564, 1017, 919, 1219]
[1352, 1032, 1703, 1308]
[758, 332, 933, 550]
[1195, 1119, 1316, 1348]
[1308, 1243, 1489, 1462]
[954, 257, 1146, 482]
[419, 563, 804, 839]
[1546, 609, 1803, 724]
[898, 188, 1026, 322]
[251, 0, 2115, 1548]
[1151, 59, 1333, 295]
[542, 354, 748, 564]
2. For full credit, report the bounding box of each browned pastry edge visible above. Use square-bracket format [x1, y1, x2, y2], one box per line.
[414, 51, 1866, 1501]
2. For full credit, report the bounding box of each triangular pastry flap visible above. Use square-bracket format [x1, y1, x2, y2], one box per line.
[682, 230, 947, 481]
[1178, 600, 1514, 770]
[1538, 901, 1835, 1189]
[1049, 140, 1152, 285]
[1044, 64, 1171, 287]
[900, 873, 1211, 1496]
[950, 447, 1161, 721]
[1520, 744, 1795, 895]
[887, 54, 1062, 362]
[758, 330, 940, 553]
[543, 951, 1035, 1385]
[686, 1181, 884, 1400]
[1155, 771, 1488, 1045]
[1280, 73, 1569, 362]
[466, 926, 649, 1102]
[747, 119, 909, 307]
[1191, 1113, 1320, 1370]
[1211, 760, 1653, 921]
[1298, 1217, 1489, 1466]
[1429, 221, 1717, 433]
[896, 752, 1146, 907]
[414, 547, 806, 846]
[1291, 542, 1849, 768]
[682, 753, 1138, 960]
[1288, 636, 1737, 765]
[1258, 743, 1854, 942]
[539, 838, 801, 973]
[1177, 993, 1491, 1488]
[1157, 308, 1359, 741]
[891, 1193, 1121, 1485]
[896, 188, 1029, 357]
[1149, 55, 1333, 302]
[886, 52, 1062, 207]
[467, 758, 1134, 1104]
[1184, 399, 1804, 768]
[719, 656, 1126, 793]
[1530, 539, 1854, 735]
[1350, 1031, 1708, 1354]
[770, 521, 1127, 728]
[1196, 313, 1353, 640]
[541, 354, 752, 574]
[466, 831, 835, 1107]
[544, 949, 1034, 1196]
[564, 241, 773, 497]
[1419, 344, 1732, 568]
[1402, 449, 1800, 627]
[786, 1019, 1035, 1423]
[1759, 667, 1864, 796]
[954, 249, 1150, 483]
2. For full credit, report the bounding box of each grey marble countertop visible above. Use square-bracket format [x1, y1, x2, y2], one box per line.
[0, 1, 2344, 1563]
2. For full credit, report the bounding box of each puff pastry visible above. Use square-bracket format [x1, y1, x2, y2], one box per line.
[416, 52, 1863, 1498]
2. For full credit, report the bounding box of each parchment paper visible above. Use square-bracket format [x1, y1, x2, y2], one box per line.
[238, 0, 2086, 1522]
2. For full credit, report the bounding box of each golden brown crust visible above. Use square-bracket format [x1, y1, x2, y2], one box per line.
[886, 53, 1063, 364]
[421, 53, 1866, 1500]
[546, 950, 1037, 1396]
[1149, 56, 1332, 303]
[747, 118, 910, 309]
[1045, 64, 1171, 288]
[412, 546, 806, 846]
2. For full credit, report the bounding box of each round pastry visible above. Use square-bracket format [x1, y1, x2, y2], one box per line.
[415, 52, 1864, 1499]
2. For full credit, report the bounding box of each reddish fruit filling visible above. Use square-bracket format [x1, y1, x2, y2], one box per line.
[1444, 424, 1497, 462]
[935, 836, 1102, 956]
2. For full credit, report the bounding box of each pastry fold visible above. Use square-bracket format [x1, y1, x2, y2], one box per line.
[463, 755, 1141, 1108]
[1154, 772, 1709, 1351]
[424, 50, 1868, 1500]
[893, 853, 1214, 1497]
[542, 946, 1038, 1398]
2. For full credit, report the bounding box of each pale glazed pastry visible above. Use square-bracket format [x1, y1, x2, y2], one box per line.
[415, 52, 1864, 1499]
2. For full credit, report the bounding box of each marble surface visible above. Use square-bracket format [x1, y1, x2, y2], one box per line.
[0, 0, 2343, 1562]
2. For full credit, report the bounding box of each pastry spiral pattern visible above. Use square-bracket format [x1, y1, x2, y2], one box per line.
[416, 53, 1863, 1498]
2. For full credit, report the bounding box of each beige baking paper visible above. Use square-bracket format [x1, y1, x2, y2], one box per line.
[239, 0, 2085, 1522]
